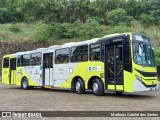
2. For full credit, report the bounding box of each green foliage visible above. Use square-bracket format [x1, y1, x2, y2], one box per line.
[49, 22, 63, 39]
[0, 8, 8, 23]
[154, 47, 160, 66]
[79, 18, 103, 39]
[138, 30, 146, 35]
[0, 0, 155, 24]
[37, 18, 104, 41]
[9, 24, 21, 33]
[61, 23, 74, 38]
[71, 21, 81, 38]
[107, 8, 132, 26]
[149, 0, 160, 23]
[36, 22, 75, 42]
[113, 25, 130, 33]
[49, 22, 74, 39]
[36, 24, 49, 42]
[139, 13, 156, 27]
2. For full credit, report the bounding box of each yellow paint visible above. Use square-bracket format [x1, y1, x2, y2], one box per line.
[123, 70, 134, 92]
[11, 70, 16, 84]
[2, 55, 13, 85]
[108, 85, 123, 90]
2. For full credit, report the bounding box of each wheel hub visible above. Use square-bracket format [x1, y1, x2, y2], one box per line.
[76, 82, 80, 92]
[23, 81, 27, 88]
[93, 82, 98, 93]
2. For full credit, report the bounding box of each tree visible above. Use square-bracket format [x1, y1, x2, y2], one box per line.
[79, 18, 103, 39]
[107, 8, 132, 26]
[149, 0, 160, 24]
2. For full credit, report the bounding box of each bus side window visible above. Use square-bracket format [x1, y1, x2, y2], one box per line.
[3, 57, 9, 68]
[55, 48, 69, 64]
[21, 54, 30, 66]
[31, 52, 42, 66]
[71, 45, 88, 62]
[90, 43, 100, 61]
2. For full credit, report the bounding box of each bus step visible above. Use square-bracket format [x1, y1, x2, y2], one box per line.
[44, 86, 52, 89]
[105, 90, 124, 92]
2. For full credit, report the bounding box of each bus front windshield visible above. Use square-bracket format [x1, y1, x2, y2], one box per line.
[133, 42, 155, 66]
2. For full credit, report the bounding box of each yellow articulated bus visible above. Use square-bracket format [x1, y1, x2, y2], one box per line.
[2, 33, 158, 96]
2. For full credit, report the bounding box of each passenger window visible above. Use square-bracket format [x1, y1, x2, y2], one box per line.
[71, 45, 88, 62]
[55, 48, 69, 64]
[3, 57, 9, 68]
[31, 52, 42, 66]
[21, 54, 30, 66]
[90, 43, 100, 61]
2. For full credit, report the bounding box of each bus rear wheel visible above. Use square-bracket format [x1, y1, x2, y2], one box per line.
[75, 78, 85, 94]
[22, 78, 29, 90]
[92, 78, 104, 96]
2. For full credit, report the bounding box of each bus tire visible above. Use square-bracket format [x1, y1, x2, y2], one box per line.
[22, 78, 29, 90]
[75, 78, 85, 94]
[92, 78, 104, 96]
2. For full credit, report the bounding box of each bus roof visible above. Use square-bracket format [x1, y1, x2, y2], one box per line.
[62, 38, 100, 48]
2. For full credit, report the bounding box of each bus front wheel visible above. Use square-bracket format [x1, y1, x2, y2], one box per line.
[75, 78, 85, 94]
[22, 78, 29, 90]
[92, 78, 104, 96]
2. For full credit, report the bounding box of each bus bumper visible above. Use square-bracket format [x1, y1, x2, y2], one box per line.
[133, 79, 158, 92]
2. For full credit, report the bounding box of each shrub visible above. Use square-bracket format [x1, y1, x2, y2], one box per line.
[49, 22, 74, 39]
[107, 8, 132, 26]
[35, 24, 49, 42]
[79, 18, 103, 39]
[61, 23, 74, 38]
[9, 24, 21, 33]
[113, 24, 130, 33]
[138, 30, 146, 35]
[139, 13, 156, 27]
[154, 47, 160, 66]
[71, 21, 81, 38]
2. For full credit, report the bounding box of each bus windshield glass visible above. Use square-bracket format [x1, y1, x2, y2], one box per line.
[133, 41, 155, 66]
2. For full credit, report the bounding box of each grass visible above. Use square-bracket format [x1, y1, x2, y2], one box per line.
[0, 22, 41, 43]
[0, 20, 160, 47]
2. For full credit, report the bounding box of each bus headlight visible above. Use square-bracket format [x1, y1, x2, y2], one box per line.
[136, 75, 142, 82]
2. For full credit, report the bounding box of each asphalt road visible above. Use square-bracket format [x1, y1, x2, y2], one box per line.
[0, 81, 160, 119]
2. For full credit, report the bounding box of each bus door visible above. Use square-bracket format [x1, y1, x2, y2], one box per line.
[10, 58, 17, 85]
[106, 42, 124, 91]
[2, 57, 10, 85]
[43, 53, 53, 86]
